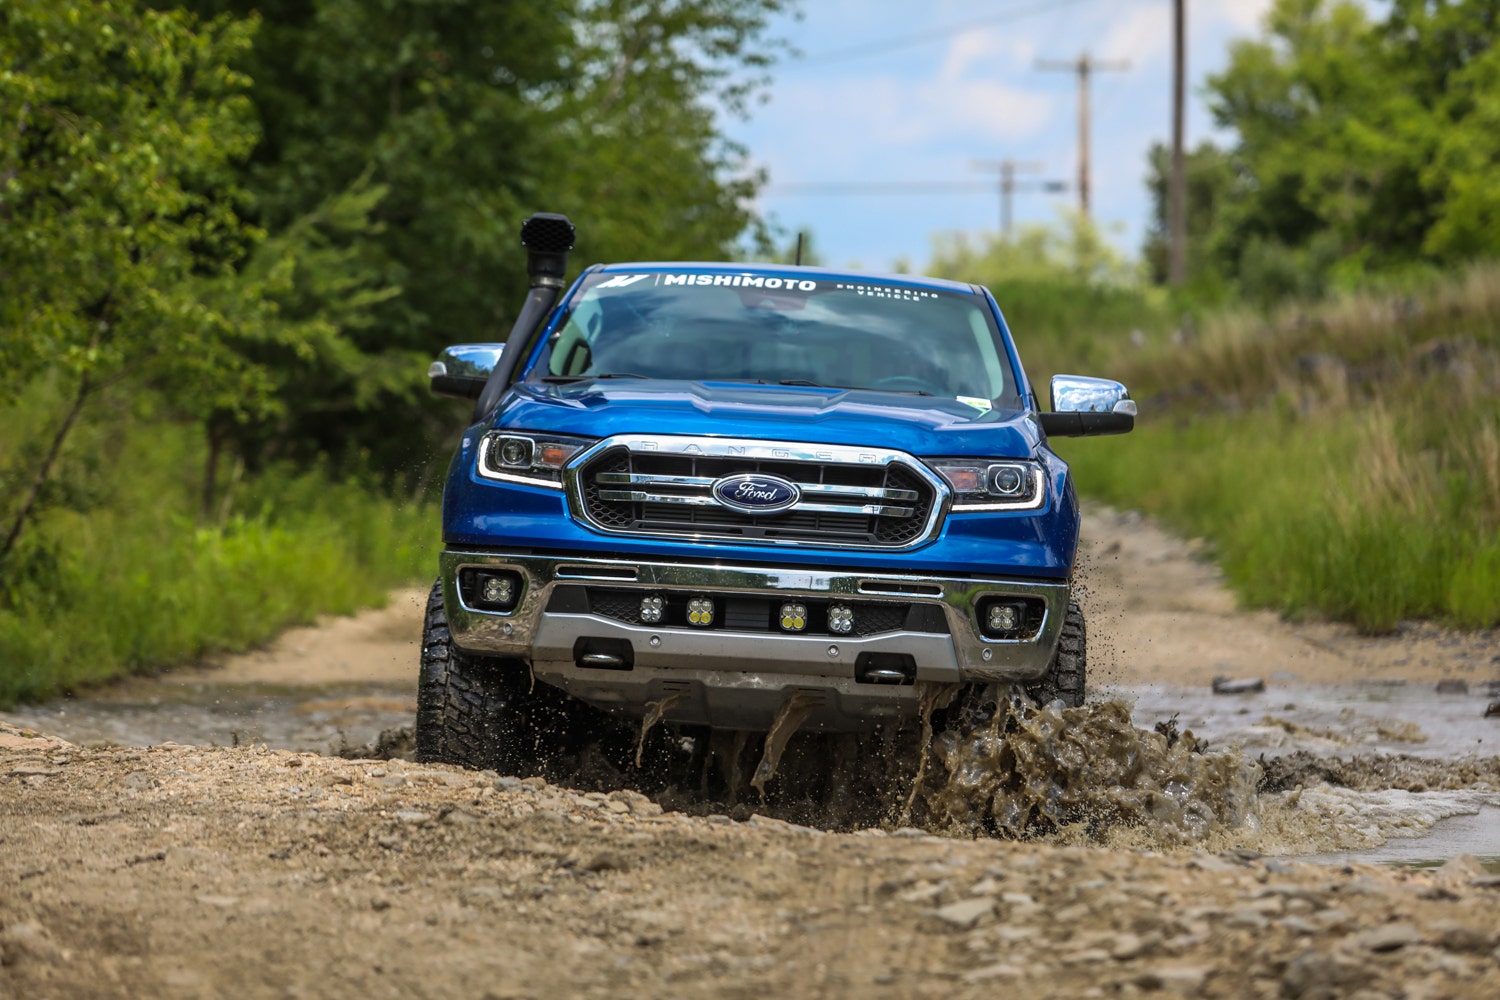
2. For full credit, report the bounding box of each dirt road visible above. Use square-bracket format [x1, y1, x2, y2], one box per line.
[4, 505, 1500, 998]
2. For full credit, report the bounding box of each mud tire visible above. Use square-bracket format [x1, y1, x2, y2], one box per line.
[414, 580, 542, 773]
[1025, 599, 1086, 708]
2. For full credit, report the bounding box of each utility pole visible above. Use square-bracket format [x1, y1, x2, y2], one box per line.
[1037, 53, 1130, 219]
[973, 159, 1067, 239]
[1168, 0, 1188, 286]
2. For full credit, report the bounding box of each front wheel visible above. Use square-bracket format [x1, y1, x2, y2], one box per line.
[414, 581, 544, 773]
[1024, 599, 1086, 708]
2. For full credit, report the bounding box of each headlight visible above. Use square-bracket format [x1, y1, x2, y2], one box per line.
[477, 431, 595, 487]
[927, 459, 1045, 510]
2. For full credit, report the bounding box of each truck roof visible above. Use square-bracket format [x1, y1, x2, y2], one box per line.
[592, 261, 980, 296]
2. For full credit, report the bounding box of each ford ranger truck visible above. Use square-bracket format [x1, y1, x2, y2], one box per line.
[416, 213, 1135, 771]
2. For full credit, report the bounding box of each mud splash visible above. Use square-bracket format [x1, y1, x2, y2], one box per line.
[636, 694, 1265, 847]
[750, 692, 820, 796]
[635, 691, 686, 768]
[900, 681, 960, 823]
[913, 698, 1262, 843]
[335, 695, 1269, 846]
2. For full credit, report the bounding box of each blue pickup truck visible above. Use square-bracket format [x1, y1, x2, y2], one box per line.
[417, 214, 1135, 773]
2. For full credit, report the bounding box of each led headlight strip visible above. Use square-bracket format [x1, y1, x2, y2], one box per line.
[477, 431, 595, 488]
[926, 459, 1046, 511]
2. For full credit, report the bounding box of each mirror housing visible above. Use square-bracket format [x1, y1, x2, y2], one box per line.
[429, 344, 505, 400]
[1039, 375, 1137, 437]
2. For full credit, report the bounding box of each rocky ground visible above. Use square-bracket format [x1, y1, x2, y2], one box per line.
[4, 729, 1500, 999]
[3, 505, 1500, 998]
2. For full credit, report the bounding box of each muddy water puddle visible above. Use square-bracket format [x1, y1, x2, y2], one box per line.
[0, 678, 416, 756]
[1108, 680, 1498, 758]
[6, 675, 1499, 867]
[1299, 807, 1500, 872]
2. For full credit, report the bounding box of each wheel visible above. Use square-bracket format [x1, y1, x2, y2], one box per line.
[414, 580, 541, 773]
[1025, 599, 1086, 708]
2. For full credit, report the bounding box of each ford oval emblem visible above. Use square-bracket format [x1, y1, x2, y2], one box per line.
[710, 473, 801, 515]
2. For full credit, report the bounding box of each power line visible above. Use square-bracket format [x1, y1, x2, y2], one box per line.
[791, 0, 1096, 68]
[763, 175, 1070, 238]
[972, 160, 1068, 239]
[766, 182, 994, 195]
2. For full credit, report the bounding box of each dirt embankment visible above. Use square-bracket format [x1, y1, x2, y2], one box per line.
[4, 504, 1500, 997]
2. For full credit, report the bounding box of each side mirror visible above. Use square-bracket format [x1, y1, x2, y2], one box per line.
[1038, 375, 1137, 437]
[429, 344, 505, 400]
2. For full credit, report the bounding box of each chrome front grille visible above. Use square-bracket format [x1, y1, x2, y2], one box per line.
[567, 436, 947, 549]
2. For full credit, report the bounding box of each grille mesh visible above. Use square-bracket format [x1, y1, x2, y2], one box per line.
[577, 449, 939, 548]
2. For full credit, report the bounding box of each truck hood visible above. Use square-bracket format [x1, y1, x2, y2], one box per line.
[492, 379, 1043, 458]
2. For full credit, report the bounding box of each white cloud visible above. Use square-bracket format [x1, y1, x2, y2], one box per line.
[938, 27, 1038, 82]
[1208, 0, 1276, 33]
[1095, 2, 1173, 66]
[755, 73, 1055, 179]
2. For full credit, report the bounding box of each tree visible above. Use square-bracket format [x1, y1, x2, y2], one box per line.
[927, 213, 1167, 378]
[1143, 140, 1234, 299]
[0, 0, 263, 562]
[170, 0, 791, 476]
[1195, 0, 1500, 300]
[1384, 0, 1500, 260]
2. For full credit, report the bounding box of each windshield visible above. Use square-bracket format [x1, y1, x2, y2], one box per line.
[531, 270, 1017, 405]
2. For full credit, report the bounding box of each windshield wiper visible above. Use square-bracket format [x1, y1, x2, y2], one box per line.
[536, 372, 650, 384]
[778, 379, 932, 396]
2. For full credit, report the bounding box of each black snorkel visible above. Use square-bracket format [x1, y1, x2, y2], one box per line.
[473, 212, 576, 421]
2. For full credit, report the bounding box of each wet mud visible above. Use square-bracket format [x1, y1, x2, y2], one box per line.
[473, 689, 1270, 852]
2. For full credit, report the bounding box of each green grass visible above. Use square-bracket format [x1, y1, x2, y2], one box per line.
[0, 417, 437, 706]
[1060, 402, 1500, 633]
[1039, 260, 1500, 634]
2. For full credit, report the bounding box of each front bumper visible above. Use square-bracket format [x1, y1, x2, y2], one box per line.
[441, 550, 1069, 730]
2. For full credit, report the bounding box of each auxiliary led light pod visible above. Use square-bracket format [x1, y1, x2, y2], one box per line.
[687, 596, 714, 627]
[639, 594, 665, 624]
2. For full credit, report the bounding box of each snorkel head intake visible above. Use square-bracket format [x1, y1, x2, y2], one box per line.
[520, 212, 576, 289]
[473, 212, 576, 420]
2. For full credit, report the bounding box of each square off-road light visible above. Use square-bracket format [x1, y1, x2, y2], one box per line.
[981, 599, 1024, 636]
[988, 603, 1018, 631]
[779, 603, 808, 632]
[460, 568, 523, 611]
[640, 594, 665, 624]
[687, 596, 714, 627]
[827, 604, 855, 635]
[482, 576, 515, 605]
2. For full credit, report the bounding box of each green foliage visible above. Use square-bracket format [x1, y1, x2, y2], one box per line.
[1142, 141, 1235, 304]
[0, 418, 435, 707]
[1062, 404, 1500, 633]
[171, 0, 792, 473]
[1060, 263, 1500, 633]
[926, 213, 1171, 387]
[1178, 0, 1500, 300]
[0, 0, 794, 701]
[0, 0, 261, 403]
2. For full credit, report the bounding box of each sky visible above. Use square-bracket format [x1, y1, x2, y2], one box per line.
[723, 0, 1277, 272]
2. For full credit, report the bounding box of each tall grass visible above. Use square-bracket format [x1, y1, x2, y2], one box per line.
[997, 277, 1173, 389]
[1115, 261, 1500, 402]
[1058, 262, 1500, 632]
[0, 417, 437, 706]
